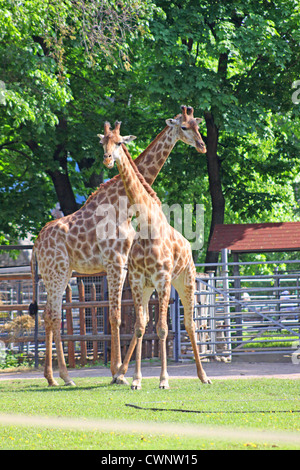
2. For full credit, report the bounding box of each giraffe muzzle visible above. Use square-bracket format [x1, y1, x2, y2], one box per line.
[103, 154, 114, 168]
[196, 141, 207, 153]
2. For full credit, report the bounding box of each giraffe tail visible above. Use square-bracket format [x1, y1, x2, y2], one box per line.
[184, 255, 196, 289]
[29, 247, 38, 317]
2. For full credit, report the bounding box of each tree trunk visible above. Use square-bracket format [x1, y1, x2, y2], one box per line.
[47, 117, 78, 216]
[204, 111, 225, 268]
[47, 166, 78, 216]
[25, 135, 78, 216]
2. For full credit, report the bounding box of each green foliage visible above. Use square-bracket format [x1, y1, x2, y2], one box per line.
[132, 0, 300, 261]
[0, 0, 300, 260]
[0, 350, 33, 369]
[0, 0, 158, 240]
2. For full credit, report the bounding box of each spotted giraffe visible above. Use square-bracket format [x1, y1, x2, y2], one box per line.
[100, 119, 211, 389]
[30, 106, 206, 386]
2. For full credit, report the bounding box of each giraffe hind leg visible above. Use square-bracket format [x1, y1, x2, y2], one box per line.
[113, 286, 153, 389]
[43, 305, 59, 386]
[43, 298, 76, 387]
[172, 269, 212, 385]
[40, 261, 75, 386]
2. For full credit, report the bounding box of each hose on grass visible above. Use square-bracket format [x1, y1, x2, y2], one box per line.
[125, 403, 300, 414]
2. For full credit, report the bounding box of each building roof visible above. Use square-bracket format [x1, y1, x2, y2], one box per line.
[208, 222, 300, 253]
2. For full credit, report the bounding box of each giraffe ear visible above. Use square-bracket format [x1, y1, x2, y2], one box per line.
[165, 118, 179, 127]
[195, 118, 203, 124]
[97, 134, 104, 142]
[121, 135, 137, 144]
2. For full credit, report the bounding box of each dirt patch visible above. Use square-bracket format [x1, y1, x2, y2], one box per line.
[0, 360, 299, 382]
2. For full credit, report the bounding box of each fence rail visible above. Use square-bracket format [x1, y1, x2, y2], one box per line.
[185, 254, 300, 362]
[0, 259, 170, 366]
[1, 245, 300, 367]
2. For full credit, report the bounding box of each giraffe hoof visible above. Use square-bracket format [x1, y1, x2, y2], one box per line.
[159, 382, 170, 390]
[48, 381, 59, 387]
[131, 380, 142, 390]
[65, 380, 76, 387]
[202, 377, 212, 385]
[111, 376, 130, 386]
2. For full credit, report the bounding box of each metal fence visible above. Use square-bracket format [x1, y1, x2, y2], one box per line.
[171, 254, 300, 362]
[1, 245, 300, 366]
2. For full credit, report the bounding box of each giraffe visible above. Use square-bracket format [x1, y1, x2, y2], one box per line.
[30, 105, 206, 386]
[100, 121, 211, 389]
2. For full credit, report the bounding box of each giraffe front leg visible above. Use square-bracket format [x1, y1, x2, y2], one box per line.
[109, 315, 129, 385]
[52, 317, 76, 386]
[109, 310, 123, 381]
[112, 334, 137, 386]
[44, 309, 59, 387]
[112, 306, 145, 387]
[157, 319, 170, 389]
[130, 287, 152, 390]
[131, 313, 146, 390]
[156, 283, 171, 390]
[106, 264, 128, 380]
[107, 296, 122, 378]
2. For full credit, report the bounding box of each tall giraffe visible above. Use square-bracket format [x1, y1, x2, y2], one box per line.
[100, 121, 211, 389]
[30, 106, 206, 386]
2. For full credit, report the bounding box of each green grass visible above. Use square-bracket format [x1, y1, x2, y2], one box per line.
[0, 377, 299, 450]
[239, 329, 299, 349]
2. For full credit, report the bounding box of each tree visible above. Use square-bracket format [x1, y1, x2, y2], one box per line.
[0, 0, 157, 242]
[126, 0, 300, 263]
[1, 0, 300, 267]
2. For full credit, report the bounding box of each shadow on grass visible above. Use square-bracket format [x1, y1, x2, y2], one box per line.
[0, 378, 114, 393]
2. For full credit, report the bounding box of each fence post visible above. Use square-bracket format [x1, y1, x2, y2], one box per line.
[91, 283, 98, 363]
[195, 276, 208, 356]
[34, 259, 39, 369]
[233, 252, 242, 348]
[207, 271, 216, 356]
[103, 276, 109, 365]
[78, 280, 87, 366]
[172, 287, 180, 362]
[221, 248, 232, 359]
[65, 285, 75, 368]
[274, 266, 280, 315]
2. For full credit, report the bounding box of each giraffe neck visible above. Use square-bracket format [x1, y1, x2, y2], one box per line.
[116, 146, 161, 227]
[133, 126, 177, 185]
[83, 125, 177, 210]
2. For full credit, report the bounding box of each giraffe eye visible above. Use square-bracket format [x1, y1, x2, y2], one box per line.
[116, 142, 122, 146]
[181, 126, 188, 131]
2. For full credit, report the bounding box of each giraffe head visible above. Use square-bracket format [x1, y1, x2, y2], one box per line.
[166, 105, 206, 153]
[97, 121, 136, 169]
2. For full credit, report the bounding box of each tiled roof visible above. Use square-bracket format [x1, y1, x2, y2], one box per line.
[208, 223, 300, 253]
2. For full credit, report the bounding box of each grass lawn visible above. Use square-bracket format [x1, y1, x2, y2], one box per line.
[0, 376, 299, 450]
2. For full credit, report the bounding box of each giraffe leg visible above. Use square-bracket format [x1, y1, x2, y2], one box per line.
[107, 265, 128, 381]
[44, 307, 58, 387]
[156, 281, 171, 389]
[41, 259, 75, 386]
[131, 287, 153, 390]
[52, 316, 76, 386]
[113, 331, 137, 385]
[43, 300, 76, 387]
[172, 269, 212, 385]
[113, 285, 153, 390]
